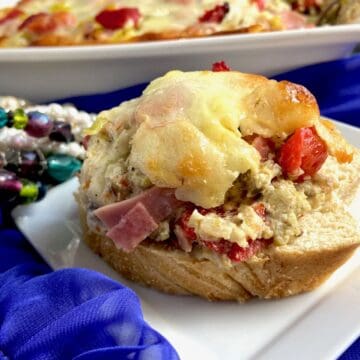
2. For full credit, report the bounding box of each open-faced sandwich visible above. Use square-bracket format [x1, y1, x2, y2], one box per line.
[0, 0, 352, 47]
[78, 67, 360, 301]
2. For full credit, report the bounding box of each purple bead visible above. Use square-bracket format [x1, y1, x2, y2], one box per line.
[0, 168, 17, 181]
[0, 169, 22, 192]
[5, 150, 46, 180]
[25, 111, 53, 138]
[19, 150, 46, 179]
[49, 121, 74, 143]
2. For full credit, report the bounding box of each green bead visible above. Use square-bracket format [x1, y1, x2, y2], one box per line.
[13, 108, 28, 129]
[20, 180, 39, 203]
[0, 107, 8, 128]
[47, 154, 82, 182]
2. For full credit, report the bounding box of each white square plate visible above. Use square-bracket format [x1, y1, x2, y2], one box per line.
[12, 121, 360, 360]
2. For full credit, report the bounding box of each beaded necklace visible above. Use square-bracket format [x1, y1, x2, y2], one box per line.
[0, 97, 94, 206]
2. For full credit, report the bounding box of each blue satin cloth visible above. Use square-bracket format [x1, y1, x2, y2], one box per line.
[1, 55, 360, 360]
[0, 210, 179, 360]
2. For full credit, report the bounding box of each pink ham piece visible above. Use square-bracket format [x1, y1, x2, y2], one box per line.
[94, 186, 183, 251]
[94, 187, 181, 229]
[106, 202, 158, 251]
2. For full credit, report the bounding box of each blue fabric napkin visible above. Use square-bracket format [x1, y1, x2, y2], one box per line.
[1, 54, 360, 360]
[0, 209, 179, 360]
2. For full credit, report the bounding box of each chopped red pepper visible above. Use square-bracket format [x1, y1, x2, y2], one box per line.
[252, 0, 266, 11]
[253, 203, 266, 221]
[199, 2, 229, 23]
[212, 61, 231, 72]
[95, 8, 141, 30]
[278, 127, 328, 179]
[176, 207, 197, 242]
[204, 238, 272, 262]
[228, 239, 272, 262]
[176, 205, 225, 242]
[176, 204, 271, 262]
[204, 239, 232, 255]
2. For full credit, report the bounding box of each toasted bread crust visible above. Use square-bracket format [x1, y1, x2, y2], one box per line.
[79, 204, 359, 301]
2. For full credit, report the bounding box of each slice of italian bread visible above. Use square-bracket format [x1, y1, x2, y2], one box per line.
[79, 202, 359, 302]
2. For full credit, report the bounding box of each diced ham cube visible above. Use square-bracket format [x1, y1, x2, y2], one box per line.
[94, 187, 181, 229]
[106, 202, 158, 252]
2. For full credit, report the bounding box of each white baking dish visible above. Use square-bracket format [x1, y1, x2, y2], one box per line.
[0, 24, 359, 102]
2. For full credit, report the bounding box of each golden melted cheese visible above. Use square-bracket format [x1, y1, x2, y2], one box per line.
[126, 70, 320, 208]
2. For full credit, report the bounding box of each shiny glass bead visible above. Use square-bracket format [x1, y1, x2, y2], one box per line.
[25, 111, 53, 138]
[5, 150, 46, 180]
[0, 169, 22, 204]
[20, 150, 46, 179]
[49, 121, 74, 143]
[46, 154, 82, 182]
[19, 179, 39, 204]
[0, 169, 22, 191]
[12, 109, 28, 129]
[0, 169, 16, 181]
[0, 107, 8, 128]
